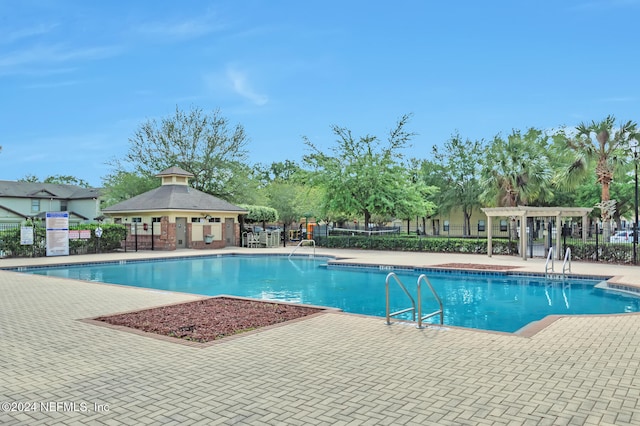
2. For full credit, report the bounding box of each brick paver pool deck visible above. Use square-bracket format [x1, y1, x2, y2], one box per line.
[1, 248, 639, 425]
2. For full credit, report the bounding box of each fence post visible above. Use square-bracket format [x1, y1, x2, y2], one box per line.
[595, 223, 599, 262]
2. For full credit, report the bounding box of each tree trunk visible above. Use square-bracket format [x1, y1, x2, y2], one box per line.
[364, 210, 371, 230]
[463, 206, 472, 237]
[600, 181, 614, 240]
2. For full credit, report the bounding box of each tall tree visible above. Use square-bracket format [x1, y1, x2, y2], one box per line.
[429, 133, 485, 236]
[557, 115, 638, 233]
[19, 174, 92, 188]
[100, 170, 159, 207]
[481, 128, 553, 238]
[481, 128, 553, 207]
[255, 160, 302, 186]
[303, 115, 435, 228]
[257, 162, 322, 227]
[113, 105, 250, 202]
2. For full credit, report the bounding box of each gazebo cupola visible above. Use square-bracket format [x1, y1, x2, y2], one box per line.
[156, 166, 194, 186]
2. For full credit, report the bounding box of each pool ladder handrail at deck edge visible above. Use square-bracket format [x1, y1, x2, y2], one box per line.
[545, 247, 571, 279]
[288, 239, 316, 258]
[385, 272, 444, 329]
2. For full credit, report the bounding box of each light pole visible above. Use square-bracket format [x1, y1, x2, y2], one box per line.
[632, 139, 639, 264]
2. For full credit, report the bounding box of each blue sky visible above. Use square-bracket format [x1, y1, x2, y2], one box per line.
[2, 0, 639, 187]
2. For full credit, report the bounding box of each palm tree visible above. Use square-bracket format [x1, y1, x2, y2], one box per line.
[481, 128, 553, 238]
[559, 115, 638, 235]
[481, 128, 553, 207]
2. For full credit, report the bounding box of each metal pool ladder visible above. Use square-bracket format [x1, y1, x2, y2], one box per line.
[288, 239, 315, 258]
[385, 272, 444, 329]
[545, 247, 571, 278]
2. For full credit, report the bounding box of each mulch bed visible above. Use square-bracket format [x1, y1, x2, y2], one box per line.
[432, 263, 520, 271]
[94, 297, 324, 343]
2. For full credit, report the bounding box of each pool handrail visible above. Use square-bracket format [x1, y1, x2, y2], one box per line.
[288, 239, 316, 258]
[385, 272, 416, 324]
[562, 247, 572, 275]
[546, 247, 571, 279]
[416, 274, 444, 328]
[545, 247, 554, 278]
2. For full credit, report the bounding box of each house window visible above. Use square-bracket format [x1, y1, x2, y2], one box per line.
[443, 220, 450, 232]
[191, 217, 203, 223]
[478, 220, 486, 232]
[500, 220, 508, 232]
[152, 217, 162, 223]
[60, 200, 68, 212]
[31, 199, 40, 213]
[208, 217, 221, 223]
[114, 218, 122, 224]
[132, 217, 142, 223]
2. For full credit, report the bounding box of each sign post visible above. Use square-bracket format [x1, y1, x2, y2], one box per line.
[45, 212, 69, 256]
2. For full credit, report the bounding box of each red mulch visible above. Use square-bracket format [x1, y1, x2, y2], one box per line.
[432, 263, 520, 271]
[95, 297, 324, 343]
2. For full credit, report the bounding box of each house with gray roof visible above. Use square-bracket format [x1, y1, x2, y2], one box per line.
[0, 180, 101, 226]
[102, 166, 247, 250]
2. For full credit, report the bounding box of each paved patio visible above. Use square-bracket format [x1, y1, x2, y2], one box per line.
[1, 248, 639, 425]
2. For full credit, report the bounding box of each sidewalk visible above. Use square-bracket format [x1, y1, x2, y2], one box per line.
[1, 248, 639, 425]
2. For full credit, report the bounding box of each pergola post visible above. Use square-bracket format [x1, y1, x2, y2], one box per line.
[520, 213, 527, 260]
[486, 216, 493, 257]
[555, 213, 562, 260]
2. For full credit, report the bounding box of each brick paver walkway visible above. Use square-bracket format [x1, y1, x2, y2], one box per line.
[1, 249, 639, 425]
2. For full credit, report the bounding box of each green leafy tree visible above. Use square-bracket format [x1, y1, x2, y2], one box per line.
[556, 115, 638, 233]
[429, 133, 485, 236]
[19, 174, 92, 188]
[239, 204, 279, 229]
[112, 105, 250, 202]
[303, 115, 435, 228]
[100, 170, 159, 207]
[251, 160, 317, 227]
[255, 160, 302, 186]
[19, 174, 40, 183]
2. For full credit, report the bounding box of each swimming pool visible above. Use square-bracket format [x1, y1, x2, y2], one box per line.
[19, 255, 640, 333]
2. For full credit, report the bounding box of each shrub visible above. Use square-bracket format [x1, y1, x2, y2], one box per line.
[314, 235, 517, 255]
[0, 223, 126, 258]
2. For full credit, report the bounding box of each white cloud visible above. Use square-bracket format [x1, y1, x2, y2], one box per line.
[1, 23, 59, 44]
[226, 67, 268, 106]
[203, 66, 269, 106]
[135, 15, 225, 41]
[23, 80, 82, 89]
[0, 44, 121, 73]
[599, 96, 636, 103]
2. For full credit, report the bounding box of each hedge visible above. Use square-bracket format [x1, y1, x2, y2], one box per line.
[0, 223, 127, 258]
[313, 235, 517, 255]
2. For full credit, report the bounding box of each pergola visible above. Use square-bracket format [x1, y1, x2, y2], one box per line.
[481, 206, 593, 260]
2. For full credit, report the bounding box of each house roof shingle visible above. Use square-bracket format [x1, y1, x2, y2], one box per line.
[102, 184, 247, 213]
[0, 181, 100, 199]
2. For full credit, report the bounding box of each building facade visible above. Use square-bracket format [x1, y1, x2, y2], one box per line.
[102, 167, 247, 251]
[0, 181, 101, 226]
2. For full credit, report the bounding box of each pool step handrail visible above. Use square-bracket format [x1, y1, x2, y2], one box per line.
[544, 247, 554, 278]
[416, 274, 444, 328]
[545, 247, 571, 280]
[385, 273, 444, 328]
[288, 239, 316, 258]
[385, 272, 416, 324]
[562, 247, 572, 276]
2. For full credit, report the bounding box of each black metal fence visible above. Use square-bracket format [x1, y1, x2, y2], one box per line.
[312, 222, 638, 264]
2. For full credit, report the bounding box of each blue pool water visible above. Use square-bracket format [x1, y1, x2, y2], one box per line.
[21, 255, 640, 333]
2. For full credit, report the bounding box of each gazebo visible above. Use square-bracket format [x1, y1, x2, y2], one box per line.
[102, 167, 247, 250]
[481, 206, 593, 260]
